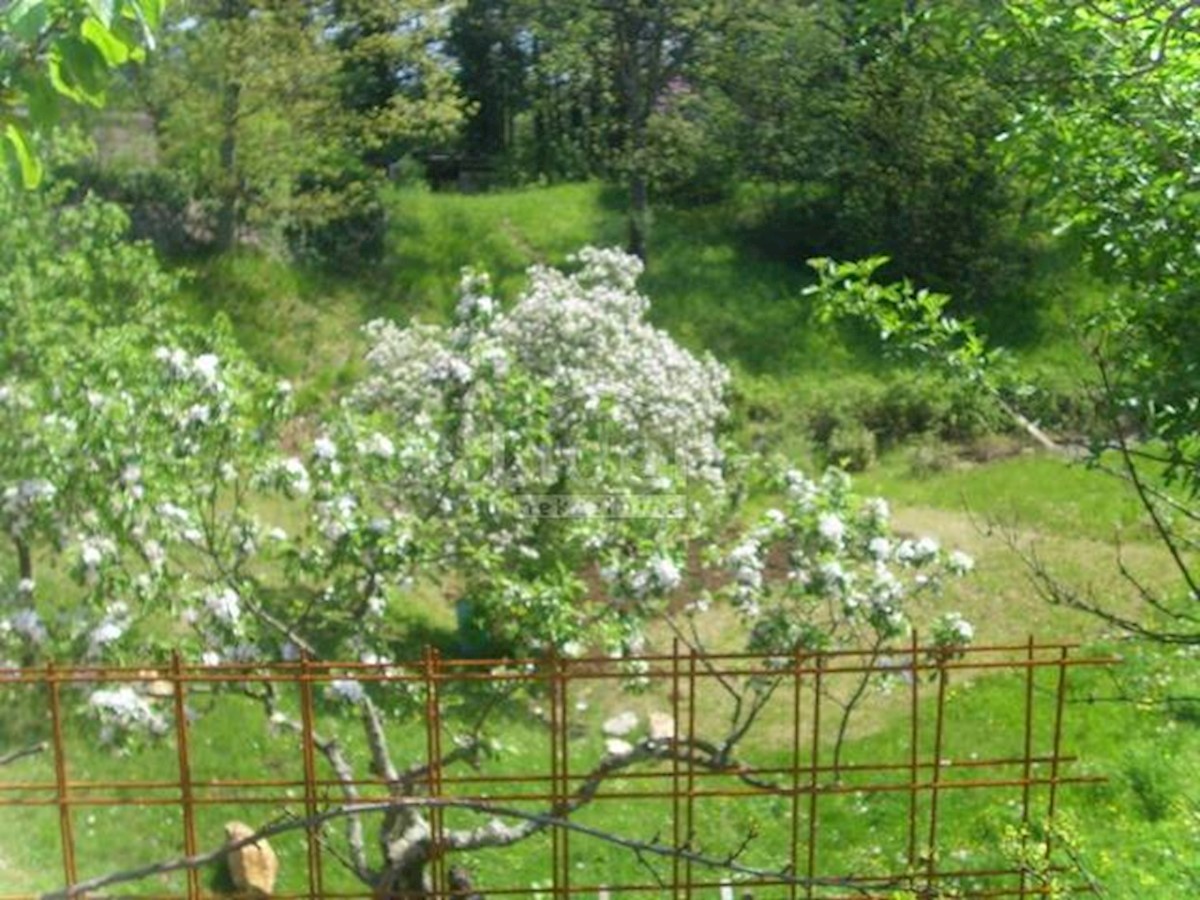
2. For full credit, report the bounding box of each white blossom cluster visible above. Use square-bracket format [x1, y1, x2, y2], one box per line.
[356, 247, 731, 488]
[722, 468, 974, 656]
[88, 686, 169, 743]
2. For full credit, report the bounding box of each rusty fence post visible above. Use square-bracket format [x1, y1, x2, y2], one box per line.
[672, 640, 683, 899]
[298, 654, 326, 900]
[926, 649, 948, 888]
[1046, 645, 1071, 859]
[548, 650, 570, 899]
[171, 653, 200, 900]
[907, 631, 921, 889]
[423, 646, 446, 897]
[788, 646, 803, 900]
[686, 649, 698, 896]
[1019, 636, 1037, 900]
[46, 662, 78, 892]
[805, 655, 823, 900]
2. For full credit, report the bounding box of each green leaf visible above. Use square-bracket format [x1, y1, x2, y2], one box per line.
[5, 0, 47, 41]
[86, 0, 117, 28]
[81, 16, 132, 66]
[49, 38, 109, 106]
[25, 78, 61, 129]
[4, 123, 43, 188]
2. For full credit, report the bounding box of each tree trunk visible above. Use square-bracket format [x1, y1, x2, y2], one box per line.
[215, 0, 244, 251]
[627, 164, 648, 262]
[373, 858, 429, 899]
[215, 77, 241, 251]
[15, 537, 32, 583]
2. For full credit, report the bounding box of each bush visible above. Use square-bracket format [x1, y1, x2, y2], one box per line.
[63, 163, 203, 257]
[825, 421, 877, 472]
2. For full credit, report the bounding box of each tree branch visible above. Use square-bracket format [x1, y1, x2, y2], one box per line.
[42, 796, 892, 900]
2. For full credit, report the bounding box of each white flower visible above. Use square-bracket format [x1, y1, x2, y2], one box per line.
[328, 679, 366, 704]
[936, 612, 975, 645]
[948, 550, 975, 574]
[192, 353, 220, 385]
[818, 513, 846, 547]
[313, 436, 338, 461]
[201, 650, 221, 666]
[88, 620, 126, 656]
[864, 497, 890, 523]
[868, 537, 892, 560]
[89, 686, 167, 735]
[649, 556, 682, 591]
[184, 403, 211, 426]
[9, 608, 47, 644]
[204, 587, 242, 625]
[80, 540, 106, 569]
[279, 457, 311, 494]
[358, 432, 396, 460]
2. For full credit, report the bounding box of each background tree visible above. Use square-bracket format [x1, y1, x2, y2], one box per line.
[144, 0, 466, 256]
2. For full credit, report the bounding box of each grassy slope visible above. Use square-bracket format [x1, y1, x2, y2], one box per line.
[3, 183, 1194, 896]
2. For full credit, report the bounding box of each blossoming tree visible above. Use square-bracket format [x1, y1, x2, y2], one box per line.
[0, 184, 973, 893]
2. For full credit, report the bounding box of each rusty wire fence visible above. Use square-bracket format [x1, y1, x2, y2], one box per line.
[0, 637, 1111, 899]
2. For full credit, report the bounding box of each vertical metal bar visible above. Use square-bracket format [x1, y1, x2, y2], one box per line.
[1045, 646, 1071, 859]
[672, 640, 682, 898]
[548, 651, 565, 899]
[46, 662, 77, 890]
[788, 647, 803, 900]
[171, 653, 200, 900]
[806, 655, 823, 900]
[686, 649, 698, 895]
[423, 647, 446, 897]
[559, 653, 571, 900]
[907, 631, 920, 880]
[1019, 637, 1037, 900]
[926, 655, 948, 885]
[298, 655, 325, 900]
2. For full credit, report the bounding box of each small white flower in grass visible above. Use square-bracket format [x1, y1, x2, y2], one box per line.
[16, 578, 34, 596]
[201, 650, 221, 666]
[868, 537, 891, 560]
[328, 679, 366, 704]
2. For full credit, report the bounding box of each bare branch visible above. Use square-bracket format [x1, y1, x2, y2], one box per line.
[42, 796, 893, 900]
[246, 687, 374, 883]
[0, 741, 46, 767]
